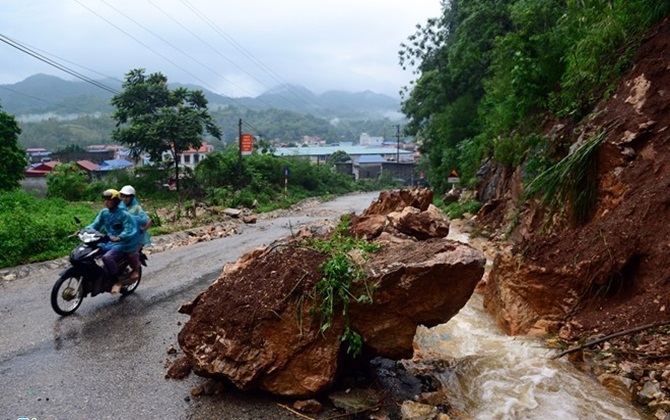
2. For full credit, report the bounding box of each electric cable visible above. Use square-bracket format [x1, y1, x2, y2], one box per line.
[178, 0, 331, 117]
[0, 34, 119, 95]
[74, 0, 258, 112]
[0, 85, 98, 116]
[147, 0, 300, 104]
[100, 0, 264, 102]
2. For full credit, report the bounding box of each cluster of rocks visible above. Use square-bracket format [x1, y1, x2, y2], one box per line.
[168, 188, 487, 418]
[560, 326, 670, 419]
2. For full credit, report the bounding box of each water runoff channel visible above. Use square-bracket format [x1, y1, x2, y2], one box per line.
[410, 225, 645, 419]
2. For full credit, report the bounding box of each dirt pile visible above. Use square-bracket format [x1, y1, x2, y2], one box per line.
[476, 17, 670, 416]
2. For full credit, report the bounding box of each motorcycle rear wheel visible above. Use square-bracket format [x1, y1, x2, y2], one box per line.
[51, 273, 84, 316]
[120, 266, 141, 296]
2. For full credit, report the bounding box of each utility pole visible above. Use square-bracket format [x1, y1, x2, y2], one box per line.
[238, 118, 242, 179]
[396, 124, 401, 164]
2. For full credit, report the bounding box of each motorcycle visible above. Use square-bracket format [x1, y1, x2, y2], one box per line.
[50, 225, 148, 316]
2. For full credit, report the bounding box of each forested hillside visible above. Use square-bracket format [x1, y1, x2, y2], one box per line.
[401, 0, 669, 192]
[1, 74, 400, 118]
[3, 74, 404, 150]
[404, 2, 670, 415]
[15, 107, 402, 150]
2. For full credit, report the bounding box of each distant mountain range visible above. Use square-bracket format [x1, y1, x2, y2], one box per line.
[0, 74, 402, 120]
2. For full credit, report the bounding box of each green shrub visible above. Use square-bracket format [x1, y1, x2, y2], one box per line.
[304, 216, 380, 356]
[441, 200, 482, 220]
[194, 147, 360, 209]
[0, 190, 98, 268]
[46, 163, 88, 201]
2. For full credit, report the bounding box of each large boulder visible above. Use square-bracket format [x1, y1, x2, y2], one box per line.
[361, 188, 434, 216]
[351, 238, 486, 359]
[175, 189, 485, 397]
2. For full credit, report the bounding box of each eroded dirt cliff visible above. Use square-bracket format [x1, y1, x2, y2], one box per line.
[476, 17, 670, 416]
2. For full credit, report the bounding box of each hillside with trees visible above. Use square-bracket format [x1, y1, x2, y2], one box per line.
[0, 74, 401, 120]
[401, 0, 668, 192]
[1, 72, 406, 150]
[15, 107, 403, 151]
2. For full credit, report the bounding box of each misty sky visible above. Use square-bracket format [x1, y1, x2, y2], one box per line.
[0, 0, 443, 98]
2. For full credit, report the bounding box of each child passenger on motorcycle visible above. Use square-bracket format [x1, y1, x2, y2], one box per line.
[119, 185, 151, 281]
[86, 189, 139, 294]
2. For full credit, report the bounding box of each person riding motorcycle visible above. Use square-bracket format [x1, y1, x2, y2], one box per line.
[86, 189, 139, 294]
[119, 185, 151, 281]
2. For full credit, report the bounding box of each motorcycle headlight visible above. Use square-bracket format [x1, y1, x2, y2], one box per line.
[80, 231, 99, 243]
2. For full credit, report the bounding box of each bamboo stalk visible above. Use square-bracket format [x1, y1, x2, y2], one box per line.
[552, 320, 670, 360]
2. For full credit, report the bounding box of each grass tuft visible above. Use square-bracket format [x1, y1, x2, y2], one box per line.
[524, 131, 606, 228]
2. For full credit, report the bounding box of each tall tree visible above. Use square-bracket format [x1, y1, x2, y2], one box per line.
[0, 105, 28, 191]
[111, 69, 222, 191]
[399, 0, 514, 189]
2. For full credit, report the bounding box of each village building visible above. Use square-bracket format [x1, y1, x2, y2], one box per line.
[273, 145, 417, 182]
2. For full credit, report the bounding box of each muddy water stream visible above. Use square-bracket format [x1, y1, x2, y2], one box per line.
[411, 227, 644, 419]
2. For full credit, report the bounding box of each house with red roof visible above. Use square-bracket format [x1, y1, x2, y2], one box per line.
[24, 161, 61, 177]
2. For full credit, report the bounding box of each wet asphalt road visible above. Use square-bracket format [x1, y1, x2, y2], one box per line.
[0, 192, 380, 420]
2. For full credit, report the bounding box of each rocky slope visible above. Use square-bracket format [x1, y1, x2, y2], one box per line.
[475, 17, 670, 418]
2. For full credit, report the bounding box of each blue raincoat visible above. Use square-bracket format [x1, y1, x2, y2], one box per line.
[86, 207, 139, 253]
[119, 197, 152, 247]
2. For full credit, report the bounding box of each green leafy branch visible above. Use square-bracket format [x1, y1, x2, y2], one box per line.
[304, 215, 380, 356]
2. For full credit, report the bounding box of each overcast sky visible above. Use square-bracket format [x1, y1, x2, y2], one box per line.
[0, 0, 443, 99]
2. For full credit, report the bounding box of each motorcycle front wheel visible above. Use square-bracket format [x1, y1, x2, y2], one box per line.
[51, 273, 84, 316]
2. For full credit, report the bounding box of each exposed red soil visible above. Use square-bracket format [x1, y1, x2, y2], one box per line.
[475, 17, 670, 415]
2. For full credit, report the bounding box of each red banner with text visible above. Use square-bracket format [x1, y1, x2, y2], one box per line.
[240, 133, 253, 156]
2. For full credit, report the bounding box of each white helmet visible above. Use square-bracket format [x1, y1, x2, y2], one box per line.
[119, 185, 136, 196]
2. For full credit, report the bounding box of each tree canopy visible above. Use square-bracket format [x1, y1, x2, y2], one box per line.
[0, 106, 28, 191]
[327, 150, 352, 165]
[111, 69, 222, 191]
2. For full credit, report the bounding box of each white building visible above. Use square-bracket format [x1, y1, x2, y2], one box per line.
[359, 133, 384, 146]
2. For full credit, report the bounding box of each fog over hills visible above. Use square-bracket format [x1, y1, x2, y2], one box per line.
[0, 74, 402, 120]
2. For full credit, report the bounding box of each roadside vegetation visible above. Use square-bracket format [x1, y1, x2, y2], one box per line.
[0, 190, 98, 267]
[0, 146, 400, 269]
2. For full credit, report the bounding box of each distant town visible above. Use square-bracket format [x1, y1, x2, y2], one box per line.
[22, 132, 422, 195]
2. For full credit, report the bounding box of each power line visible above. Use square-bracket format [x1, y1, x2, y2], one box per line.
[147, 0, 288, 100]
[100, 0, 261, 101]
[6, 40, 123, 85]
[0, 34, 119, 95]
[0, 85, 99, 117]
[240, 119, 263, 135]
[75, 0, 269, 114]
[178, 0, 330, 117]
[73, 1, 202, 86]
